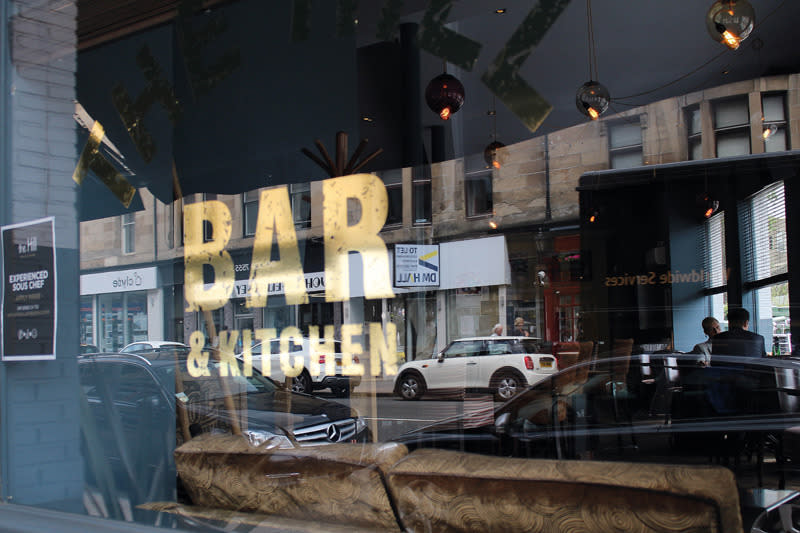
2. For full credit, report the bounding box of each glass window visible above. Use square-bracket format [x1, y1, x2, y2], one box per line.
[290, 182, 311, 229]
[243, 189, 259, 236]
[379, 170, 402, 227]
[412, 167, 431, 225]
[762, 93, 788, 153]
[465, 169, 493, 217]
[686, 105, 702, 160]
[714, 97, 750, 157]
[608, 120, 643, 169]
[121, 212, 135, 254]
[11, 1, 800, 529]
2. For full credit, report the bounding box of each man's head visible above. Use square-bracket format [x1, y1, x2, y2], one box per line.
[701, 316, 721, 337]
[727, 308, 750, 329]
[493, 323, 503, 335]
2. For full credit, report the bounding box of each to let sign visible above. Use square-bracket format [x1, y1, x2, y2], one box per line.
[394, 244, 440, 287]
[2, 217, 57, 360]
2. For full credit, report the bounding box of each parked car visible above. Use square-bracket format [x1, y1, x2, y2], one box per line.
[79, 348, 370, 517]
[80, 343, 99, 354]
[395, 354, 800, 493]
[240, 337, 361, 397]
[120, 340, 189, 353]
[393, 336, 558, 401]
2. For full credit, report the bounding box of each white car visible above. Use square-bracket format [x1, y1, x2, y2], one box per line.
[241, 338, 361, 397]
[393, 336, 557, 401]
[120, 340, 189, 353]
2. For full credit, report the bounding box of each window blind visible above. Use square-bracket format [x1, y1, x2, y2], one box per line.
[702, 211, 726, 289]
[740, 181, 787, 283]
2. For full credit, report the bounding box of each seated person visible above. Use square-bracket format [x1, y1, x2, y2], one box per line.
[710, 308, 766, 358]
[690, 316, 721, 366]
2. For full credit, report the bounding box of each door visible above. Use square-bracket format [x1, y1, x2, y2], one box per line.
[426, 339, 484, 391]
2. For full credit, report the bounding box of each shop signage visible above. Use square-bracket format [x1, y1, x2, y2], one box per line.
[394, 244, 440, 287]
[230, 271, 326, 298]
[2, 217, 57, 361]
[80, 266, 158, 295]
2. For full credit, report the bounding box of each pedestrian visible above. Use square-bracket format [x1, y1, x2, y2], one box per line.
[490, 323, 503, 336]
[513, 317, 529, 337]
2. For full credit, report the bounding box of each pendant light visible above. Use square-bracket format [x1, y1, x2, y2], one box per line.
[425, 64, 465, 121]
[706, 0, 755, 50]
[576, 0, 609, 120]
[483, 98, 505, 168]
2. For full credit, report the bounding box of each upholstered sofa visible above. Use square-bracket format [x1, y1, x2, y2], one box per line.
[149, 433, 743, 532]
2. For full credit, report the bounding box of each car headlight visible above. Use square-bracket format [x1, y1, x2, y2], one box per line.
[355, 416, 368, 434]
[244, 429, 294, 449]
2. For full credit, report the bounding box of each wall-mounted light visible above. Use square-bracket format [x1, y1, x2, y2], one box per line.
[425, 72, 465, 121]
[762, 124, 778, 140]
[588, 208, 600, 223]
[706, 0, 755, 50]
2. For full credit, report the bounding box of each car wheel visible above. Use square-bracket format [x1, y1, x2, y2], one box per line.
[291, 371, 313, 394]
[397, 372, 425, 400]
[494, 371, 523, 401]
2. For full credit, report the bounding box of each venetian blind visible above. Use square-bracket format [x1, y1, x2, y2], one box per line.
[702, 211, 726, 289]
[740, 181, 787, 283]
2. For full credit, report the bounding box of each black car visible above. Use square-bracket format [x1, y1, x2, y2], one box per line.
[394, 354, 800, 529]
[396, 354, 800, 483]
[79, 349, 370, 517]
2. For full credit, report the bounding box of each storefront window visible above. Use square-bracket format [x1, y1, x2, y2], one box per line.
[4, 1, 800, 530]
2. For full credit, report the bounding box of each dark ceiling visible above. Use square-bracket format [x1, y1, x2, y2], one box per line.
[77, 0, 800, 166]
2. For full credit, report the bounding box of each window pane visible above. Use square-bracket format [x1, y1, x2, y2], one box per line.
[765, 128, 787, 153]
[762, 94, 785, 122]
[611, 150, 642, 169]
[741, 181, 787, 282]
[716, 130, 750, 157]
[687, 107, 701, 135]
[385, 186, 402, 226]
[413, 181, 431, 224]
[689, 139, 702, 160]
[609, 122, 641, 149]
[291, 183, 311, 228]
[244, 200, 258, 236]
[714, 98, 748, 128]
[465, 171, 492, 217]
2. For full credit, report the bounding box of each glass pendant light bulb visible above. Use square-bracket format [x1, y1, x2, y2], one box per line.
[576, 81, 610, 120]
[706, 0, 754, 50]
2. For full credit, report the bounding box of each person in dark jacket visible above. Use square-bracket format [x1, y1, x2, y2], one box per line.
[710, 308, 766, 357]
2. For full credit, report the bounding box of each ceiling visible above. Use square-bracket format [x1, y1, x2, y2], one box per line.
[76, 0, 800, 165]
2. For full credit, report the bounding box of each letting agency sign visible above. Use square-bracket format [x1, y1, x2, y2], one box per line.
[394, 244, 440, 288]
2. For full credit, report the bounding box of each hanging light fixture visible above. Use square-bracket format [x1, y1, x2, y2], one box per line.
[575, 0, 609, 120]
[576, 81, 610, 120]
[706, 0, 755, 50]
[698, 193, 719, 219]
[483, 99, 505, 168]
[425, 70, 465, 121]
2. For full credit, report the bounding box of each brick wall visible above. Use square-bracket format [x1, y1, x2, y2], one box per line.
[4, 0, 82, 510]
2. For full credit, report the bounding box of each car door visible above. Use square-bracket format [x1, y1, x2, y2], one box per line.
[427, 340, 484, 392]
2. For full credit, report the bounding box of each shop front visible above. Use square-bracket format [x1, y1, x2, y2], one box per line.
[79, 266, 162, 351]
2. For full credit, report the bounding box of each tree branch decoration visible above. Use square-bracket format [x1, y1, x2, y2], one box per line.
[302, 131, 383, 178]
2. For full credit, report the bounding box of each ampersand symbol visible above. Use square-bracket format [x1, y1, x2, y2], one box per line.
[187, 331, 210, 377]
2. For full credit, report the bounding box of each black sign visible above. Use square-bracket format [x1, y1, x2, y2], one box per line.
[2, 218, 57, 360]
